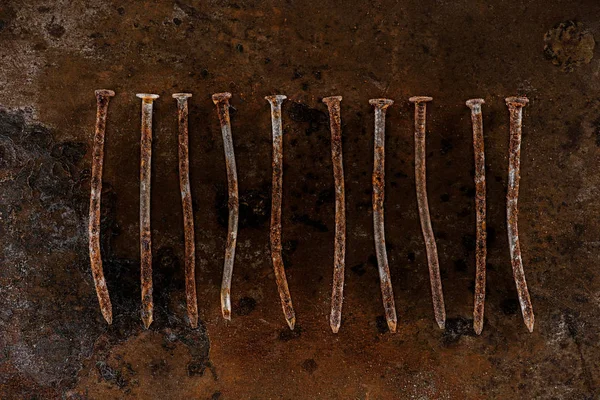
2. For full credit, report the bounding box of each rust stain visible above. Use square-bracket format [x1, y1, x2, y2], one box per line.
[136, 93, 159, 329]
[266, 94, 296, 330]
[466, 98, 487, 335]
[212, 92, 239, 321]
[322, 96, 346, 334]
[88, 89, 115, 324]
[409, 96, 446, 330]
[369, 98, 397, 333]
[505, 96, 535, 333]
[173, 93, 198, 329]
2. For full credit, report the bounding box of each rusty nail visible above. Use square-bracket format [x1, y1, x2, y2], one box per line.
[89, 89, 115, 324]
[136, 93, 159, 329]
[466, 98, 487, 335]
[212, 92, 239, 321]
[505, 96, 535, 333]
[369, 98, 398, 333]
[409, 96, 446, 330]
[265, 94, 296, 330]
[323, 96, 346, 333]
[173, 93, 198, 329]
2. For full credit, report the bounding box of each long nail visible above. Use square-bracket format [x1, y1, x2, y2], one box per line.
[369, 98, 397, 333]
[466, 98, 487, 335]
[265, 95, 296, 330]
[136, 93, 159, 329]
[212, 92, 239, 321]
[323, 96, 346, 333]
[89, 89, 115, 324]
[173, 93, 198, 329]
[409, 96, 446, 330]
[505, 96, 534, 333]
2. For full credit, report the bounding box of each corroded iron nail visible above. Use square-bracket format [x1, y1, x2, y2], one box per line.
[369, 98, 398, 333]
[322, 96, 346, 333]
[136, 93, 159, 329]
[466, 98, 487, 335]
[212, 92, 239, 321]
[265, 95, 296, 330]
[505, 96, 535, 333]
[89, 89, 115, 324]
[409, 96, 446, 330]
[173, 93, 198, 329]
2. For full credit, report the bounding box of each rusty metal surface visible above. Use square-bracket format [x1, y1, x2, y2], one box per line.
[505, 96, 535, 333]
[466, 98, 487, 335]
[1, 1, 600, 399]
[137, 93, 159, 329]
[212, 92, 239, 321]
[370, 98, 398, 333]
[410, 96, 446, 329]
[322, 96, 346, 333]
[266, 94, 296, 330]
[89, 89, 115, 324]
[173, 93, 198, 329]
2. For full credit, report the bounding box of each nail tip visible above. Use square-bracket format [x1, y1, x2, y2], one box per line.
[287, 317, 296, 330]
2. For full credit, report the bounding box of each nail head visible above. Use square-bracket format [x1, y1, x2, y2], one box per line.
[323, 96, 343, 104]
[95, 89, 115, 97]
[265, 94, 287, 104]
[369, 98, 394, 108]
[172, 93, 192, 99]
[409, 96, 433, 103]
[136, 93, 160, 100]
[212, 92, 232, 103]
[466, 98, 485, 109]
[505, 96, 529, 107]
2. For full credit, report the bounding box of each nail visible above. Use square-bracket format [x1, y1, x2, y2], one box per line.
[265, 94, 296, 330]
[89, 89, 115, 324]
[505, 96, 534, 333]
[409, 96, 446, 330]
[323, 96, 346, 334]
[136, 93, 159, 329]
[466, 98, 486, 335]
[369, 98, 397, 333]
[212, 92, 239, 321]
[173, 93, 198, 329]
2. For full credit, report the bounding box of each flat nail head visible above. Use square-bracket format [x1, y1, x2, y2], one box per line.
[409, 96, 433, 103]
[172, 93, 193, 99]
[212, 92, 232, 104]
[323, 96, 343, 104]
[136, 93, 160, 100]
[95, 89, 115, 97]
[369, 98, 394, 108]
[505, 96, 529, 107]
[466, 98, 485, 109]
[265, 94, 287, 102]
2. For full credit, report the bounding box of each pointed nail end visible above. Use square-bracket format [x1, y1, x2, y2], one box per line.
[387, 320, 397, 333]
[437, 318, 446, 330]
[189, 315, 198, 329]
[222, 309, 231, 321]
[330, 322, 340, 334]
[286, 316, 296, 331]
[474, 324, 483, 335]
[525, 317, 535, 333]
[102, 310, 113, 325]
[142, 316, 153, 330]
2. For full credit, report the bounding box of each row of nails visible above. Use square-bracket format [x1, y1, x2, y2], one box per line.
[90, 90, 534, 334]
